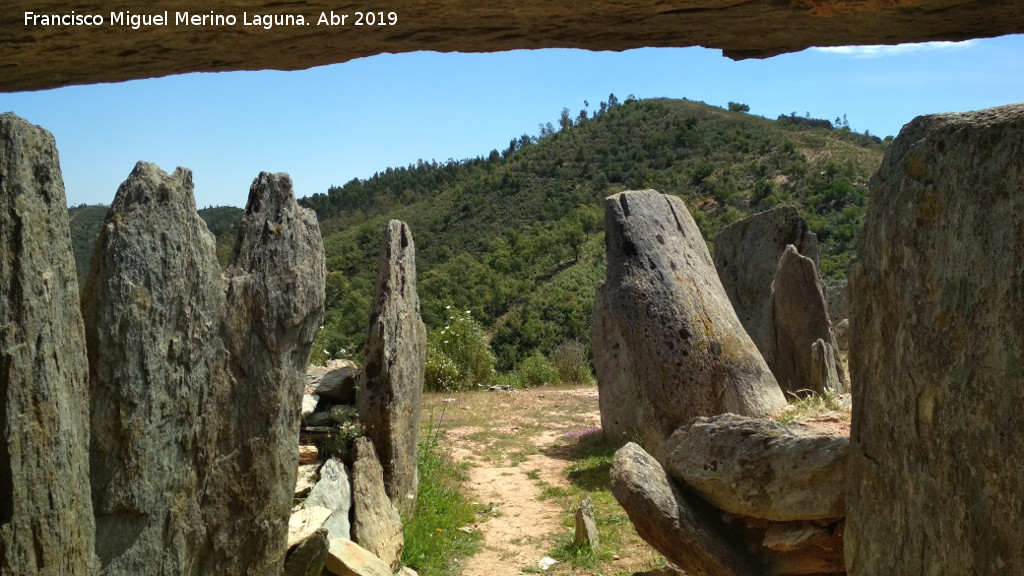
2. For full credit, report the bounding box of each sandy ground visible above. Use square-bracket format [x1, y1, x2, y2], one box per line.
[437, 388, 602, 576]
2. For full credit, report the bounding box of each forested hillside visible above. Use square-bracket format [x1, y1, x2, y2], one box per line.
[301, 97, 885, 369]
[68, 97, 886, 375]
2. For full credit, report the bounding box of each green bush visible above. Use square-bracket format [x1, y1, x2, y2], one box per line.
[425, 347, 462, 392]
[549, 339, 593, 386]
[425, 308, 495, 391]
[517, 352, 559, 388]
[492, 371, 521, 390]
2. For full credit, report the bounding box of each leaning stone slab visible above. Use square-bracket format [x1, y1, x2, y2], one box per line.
[304, 458, 353, 540]
[357, 220, 426, 517]
[848, 104, 1024, 573]
[593, 190, 785, 460]
[666, 414, 847, 522]
[0, 112, 99, 575]
[610, 442, 757, 576]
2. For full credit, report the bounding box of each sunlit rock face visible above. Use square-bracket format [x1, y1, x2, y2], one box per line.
[847, 103, 1024, 574]
[2, 0, 1021, 91]
[0, 112, 99, 576]
[83, 165, 325, 575]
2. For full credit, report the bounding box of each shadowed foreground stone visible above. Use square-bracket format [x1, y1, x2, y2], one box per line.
[848, 103, 1024, 574]
[0, 113, 99, 575]
[593, 189, 785, 460]
[84, 164, 325, 575]
[610, 442, 756, 576]
[3, 1, 1023, 92]
[358, 220, 426, 517]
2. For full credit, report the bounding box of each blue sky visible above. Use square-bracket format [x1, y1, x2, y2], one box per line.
[2, 35, 1023, 208]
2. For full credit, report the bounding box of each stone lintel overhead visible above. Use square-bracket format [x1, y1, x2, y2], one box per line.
[2, 0, 1023, 92]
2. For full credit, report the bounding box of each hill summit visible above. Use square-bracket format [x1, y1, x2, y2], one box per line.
[302, 97, 884, 369]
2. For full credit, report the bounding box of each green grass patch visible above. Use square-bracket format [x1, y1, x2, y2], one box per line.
[401, 428, 481, 576]
[532, 431, 665, 573]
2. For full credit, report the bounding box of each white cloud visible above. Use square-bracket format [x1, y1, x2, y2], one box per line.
[813, 40, 976, 57]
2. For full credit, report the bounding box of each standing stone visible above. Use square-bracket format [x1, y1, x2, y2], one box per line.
[847, 104, 1024, 574]
[824, 279, 849, 324]
[84, 166, 325, 575]
[83, 162, 221, 575]
[809, 338, 843, 396]
[304, 458, 353, 540]
[610, 442, 757, 576]
[357, 220, 426, 517]
[350, 437, 404, 570]
[833, 319, 850, 358]
[201, 171, 326, 575]
[593, 190, 785, 460]
[771, 245, 846, 395]
[0, 113, 99, 575]
[713, 206, 819, 366]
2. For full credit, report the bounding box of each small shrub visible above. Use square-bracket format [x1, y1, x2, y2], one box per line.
[549, 339, 594, 386]
[425, 347, 461, 392]
[425, 307, 495, 391]
[492, 371, 521, 390]
[517, 352, 559, 388]
[319, 415, 366, 458]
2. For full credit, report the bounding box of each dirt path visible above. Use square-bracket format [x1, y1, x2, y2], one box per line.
[427, 387, 602, 576]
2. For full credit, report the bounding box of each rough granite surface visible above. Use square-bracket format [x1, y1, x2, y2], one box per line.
[0, 112, 100, 575]
[847, 103, 1024, 574]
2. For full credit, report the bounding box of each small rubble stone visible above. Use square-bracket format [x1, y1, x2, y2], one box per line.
[294, 464, 319, 498]
[299, 445, 320, 465]
[324, 538, 391, 576]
